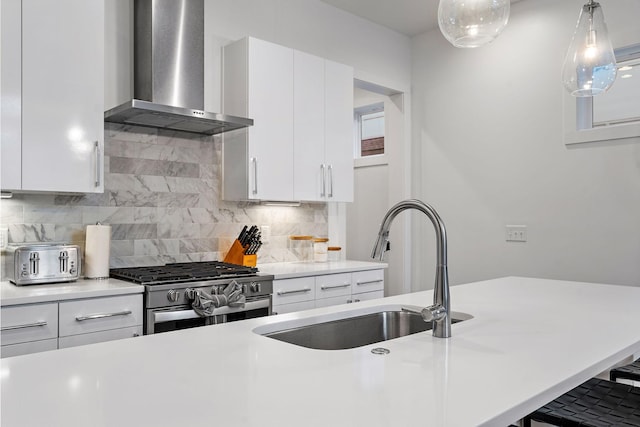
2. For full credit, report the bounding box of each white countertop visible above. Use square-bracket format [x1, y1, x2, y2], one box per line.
[2, 277, 640, 426]
[0, 278, 144, 306]
[258, 260, 387, 279]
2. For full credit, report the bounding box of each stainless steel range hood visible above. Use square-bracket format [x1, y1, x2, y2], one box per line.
[104, 0, 252, 135]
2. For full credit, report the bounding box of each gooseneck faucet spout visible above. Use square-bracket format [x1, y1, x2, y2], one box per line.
[371, 199, 451, 338]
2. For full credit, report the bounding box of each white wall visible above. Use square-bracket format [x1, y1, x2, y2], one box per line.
[411, 0, 640, 289]
[347, 87, 410, 296]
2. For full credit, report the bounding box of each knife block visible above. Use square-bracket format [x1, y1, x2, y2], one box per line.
[223, 239, 257, 267]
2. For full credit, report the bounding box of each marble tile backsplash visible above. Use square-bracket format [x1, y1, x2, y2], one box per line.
[0, 124, 327, 276]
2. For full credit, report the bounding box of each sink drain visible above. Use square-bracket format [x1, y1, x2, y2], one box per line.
[371, 347, 390, 355]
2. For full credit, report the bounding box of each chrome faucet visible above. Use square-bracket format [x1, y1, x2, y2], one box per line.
[371, 199, 451, 338]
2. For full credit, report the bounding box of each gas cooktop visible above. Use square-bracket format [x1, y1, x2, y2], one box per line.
[110, 261, 259, 285]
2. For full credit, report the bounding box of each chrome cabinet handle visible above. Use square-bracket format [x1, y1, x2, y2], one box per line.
[320, 283, 350, 290]
[356, 280, 383, 286]
[1, 321, 47, 331]
[320, 164, 326, 197]
[76, 310, 132, 322]
[94, 141, 101, 187]
[251, 157, 258, 195]
[276, 288, 311, 296]
[328, 164, 334, 198]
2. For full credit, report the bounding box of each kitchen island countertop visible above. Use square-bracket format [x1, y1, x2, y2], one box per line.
[1, 276, 640, 426]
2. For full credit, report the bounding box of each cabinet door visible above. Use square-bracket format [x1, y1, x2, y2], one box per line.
[247, 38, 294, 200]
[315, 273, 352, 300]
[272, 277, 315, 306]
[315, 295, 352, 308]
[0, 0, 22, 190]
[272, 300, 316, 315]
[59, 294, 142, 337]
[351, 290, 384, 303]
[293, 51, 325, 201]
[1, 339, 58, 358]
[352, 269, 385, 295]
[324, 59, 354, 202]
[0, 303, 58, 346]
[58, 326, 142, 349]
[20, 0, 104, 193]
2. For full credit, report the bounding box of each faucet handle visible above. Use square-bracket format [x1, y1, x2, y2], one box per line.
[401, 305, 446, 323]
[422, 304, 447, 322]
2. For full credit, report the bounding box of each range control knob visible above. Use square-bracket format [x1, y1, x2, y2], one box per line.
[250, 282, 261, 293]
[167, 289, 180, 302]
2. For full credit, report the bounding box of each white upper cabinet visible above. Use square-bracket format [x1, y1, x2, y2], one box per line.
[293, 51, 325, 201]
[0, 0, 104, 193]
[223, 37, 295, 201]
[323, 59, 354, 202]
[223, 37, 353, 202]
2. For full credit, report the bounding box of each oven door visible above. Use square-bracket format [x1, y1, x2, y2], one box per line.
[146, 296, 271, 334]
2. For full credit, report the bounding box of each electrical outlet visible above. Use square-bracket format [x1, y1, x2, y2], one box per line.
[505, 225, 527, 242]
[0, 227, 8, 250]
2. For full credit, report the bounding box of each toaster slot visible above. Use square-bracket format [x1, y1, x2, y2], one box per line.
[29, 252, 40, 275]
[59, 251, 69, 273]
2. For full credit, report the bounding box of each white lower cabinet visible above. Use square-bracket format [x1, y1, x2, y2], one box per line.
[0, 302, 58, 346]
[1, 302, 58, 358]
[58, 326, 142, 349]
[1, 294, 143, 358]
[272, 269, 385, 315]
[351, 270, 385, 301]
[272, 277, 316, 315]
[1, 339, 58, 358]
[58, 294, 143, 349]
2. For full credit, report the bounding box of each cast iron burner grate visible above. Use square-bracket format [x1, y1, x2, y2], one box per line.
[110, 261, 259, 285]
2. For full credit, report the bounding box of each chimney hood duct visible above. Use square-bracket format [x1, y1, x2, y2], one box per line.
[104, 0, 252, 135]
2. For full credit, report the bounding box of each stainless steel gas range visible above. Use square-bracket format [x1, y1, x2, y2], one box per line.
[110, 262, 273, 334]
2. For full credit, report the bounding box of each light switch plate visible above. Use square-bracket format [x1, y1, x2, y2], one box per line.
[505, 225, 527, 242]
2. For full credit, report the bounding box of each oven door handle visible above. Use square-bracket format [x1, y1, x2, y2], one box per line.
[153, 298, 271, 323]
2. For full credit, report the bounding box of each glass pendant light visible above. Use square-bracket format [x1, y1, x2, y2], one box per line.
[562, 0, 617, 97]
[437, 0, 510, 48]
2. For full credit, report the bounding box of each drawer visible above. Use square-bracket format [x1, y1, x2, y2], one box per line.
[272, 300, 316, 315]
[59, 294, 143, 337]
[1, 338, 58, 358]
[352, 269, 384, 294]
[0, 303, 58, 346]
[272, 277, 315, 306]
[58, 326, 142, 349]
[315, 273, 352, 299]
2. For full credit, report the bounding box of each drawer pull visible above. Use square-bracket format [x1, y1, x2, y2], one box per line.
[356, 280, 383, 286]
[1, 321, 47, 331]
[276, 288, 311, 296]
[76, 310, 132, 321]
[320, 283, 351, 290]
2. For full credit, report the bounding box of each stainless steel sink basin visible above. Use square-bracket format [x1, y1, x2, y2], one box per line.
[256, 306, 472, 350]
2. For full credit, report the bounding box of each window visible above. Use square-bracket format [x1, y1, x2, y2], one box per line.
[565, 43, 640, 145]
[355, 103, 384, 158]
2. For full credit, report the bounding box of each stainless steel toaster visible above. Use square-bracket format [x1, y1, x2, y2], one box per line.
[5, 244, 80, 285]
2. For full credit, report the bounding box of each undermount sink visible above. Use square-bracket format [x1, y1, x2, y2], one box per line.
[254, 305, 472, 350]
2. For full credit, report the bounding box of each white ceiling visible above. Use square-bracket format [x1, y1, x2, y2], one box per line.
[320, 0, 522, 37]
[321, 0, 438, 36]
